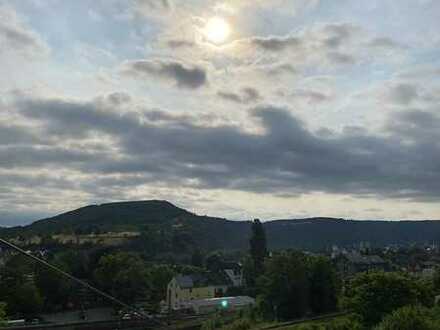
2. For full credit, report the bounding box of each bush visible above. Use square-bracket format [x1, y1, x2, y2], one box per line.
[224, 318, 252, 330]
[0, 302, 6, 324]
[325, 318, 363, 330]
[374, 305, 438, 330]
[295, 324, 324, 330]
[295, 318, 362, 330]
[201, 314, 225, 330]
[344, 271, 432, 326]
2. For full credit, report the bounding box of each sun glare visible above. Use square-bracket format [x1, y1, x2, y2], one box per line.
[204, 17, 231, 44]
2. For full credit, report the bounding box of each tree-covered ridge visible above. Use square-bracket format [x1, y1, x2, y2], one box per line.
[2, 200, 440, 251]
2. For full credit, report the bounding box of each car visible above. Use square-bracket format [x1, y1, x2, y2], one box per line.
[121, 313, 132, 320]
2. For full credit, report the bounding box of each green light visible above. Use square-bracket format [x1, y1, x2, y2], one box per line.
[221, 300, 228, 308]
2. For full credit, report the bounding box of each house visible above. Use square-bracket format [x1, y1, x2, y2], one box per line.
[334, 251, 388, 277]
[221, 262, 244, 287]
[167, 272, 231, 311]
[419, 261, 439, 278]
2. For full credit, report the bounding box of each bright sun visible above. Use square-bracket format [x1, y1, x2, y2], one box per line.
[204, 17, 231, 44]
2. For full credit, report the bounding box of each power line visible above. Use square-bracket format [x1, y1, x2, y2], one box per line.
[0, 237, 160, 324]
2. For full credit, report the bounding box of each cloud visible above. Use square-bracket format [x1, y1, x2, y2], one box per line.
[326, 51, 355, 64]
[9, 93, 440, 204]
[248, 35, 302, 51]
[265, 63, 298, 76]
[367, 37, 405, 50]
[241, 23, 358, 53]
[217, 87, 261, 104]
[232, 23, 369, 68]
[121, 59, 208, 89]
[0, 124, 38, 145]
[290, 89, 332, 104]
[166, 39, 196, 49]
[387, 83, 419, 105]
[136, 0, 172, 10]
[133, 0, 173, 17]
[0, 4, 49, 57]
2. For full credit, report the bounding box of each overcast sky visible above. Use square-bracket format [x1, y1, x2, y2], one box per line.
[1, 0, 440, 225]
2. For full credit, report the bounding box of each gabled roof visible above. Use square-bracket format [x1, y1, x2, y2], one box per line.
[343, 252, 386, 265]
[175, 275, 194, 289]
[174, 271, 232, 289]
[221, 261, 242, 271]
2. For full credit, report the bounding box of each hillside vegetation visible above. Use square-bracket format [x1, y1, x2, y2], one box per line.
[1, 200, 440, 251]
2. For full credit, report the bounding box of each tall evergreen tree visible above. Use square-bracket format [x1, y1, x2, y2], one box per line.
[250, 219, 267, 277]
[191, 248, 204, 268]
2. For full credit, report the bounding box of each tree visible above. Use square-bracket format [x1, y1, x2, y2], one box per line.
[0, 255, 43, 316]
[205, 253, 223, 272]
[7, 282, 43, 316]
[249, 219, 267, 283]
[147, 265, 175, 309]
[171, 231, 195, 253]
[133, 225, 168, 256]
[257, 252, 309, 320]
[94, 252, 150, 304]
[242, 255, 257, 293]
[34, 262, 73, 311]
[374, 305, 438, 330]
[308, 256, 340, 314]
[295, 317, 362, 330]
[433, 266, 440, 294]
[0, 302, 6, 324]
[55, 250, 91, 279]
[345, 271, 432, 326]
[191, 249, 204, 268]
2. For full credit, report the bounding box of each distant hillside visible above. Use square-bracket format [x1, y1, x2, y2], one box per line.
[0, 200, 251, 251]
[264, 218, 440, 250]
[1, 200, 440, 251]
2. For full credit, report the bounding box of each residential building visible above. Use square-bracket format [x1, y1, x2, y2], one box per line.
[334, 251, 388, 277]
[222, 262, 244, 287]
[167, 272, 231, 311]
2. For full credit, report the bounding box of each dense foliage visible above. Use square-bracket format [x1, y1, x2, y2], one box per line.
[250, 219, 267, 277]
[344, 271, 433, 326]
[374, 305, 440, 330]
[0, 255, 43, 316]
[0, 302, 6, 324]
[255, 252, 340, 320]
[94, 252, 150, 304]
[0, 249, 178, 318]
[293, 317, 362, 330]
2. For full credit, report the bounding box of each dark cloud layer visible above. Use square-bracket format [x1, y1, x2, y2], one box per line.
[249, 35, 302, 51]
[217, 87, 261, 104]
[122, 59, 207, 89]
[6, 94, 440, 202]
[234, 23, 400, 68]
[387, 83, 419, 105]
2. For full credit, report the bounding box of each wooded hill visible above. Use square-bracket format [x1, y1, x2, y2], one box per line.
[1, 200, 440, 251]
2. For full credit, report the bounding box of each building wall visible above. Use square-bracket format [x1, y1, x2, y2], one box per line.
[224, 269, 243, 287]
[167, 278, 228, 310]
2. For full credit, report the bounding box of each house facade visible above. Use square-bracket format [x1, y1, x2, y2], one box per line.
[167, 273, 230, 310]
[222, 262, 244, 287]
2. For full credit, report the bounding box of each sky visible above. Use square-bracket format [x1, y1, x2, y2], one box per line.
[1, 0, 440, 225]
